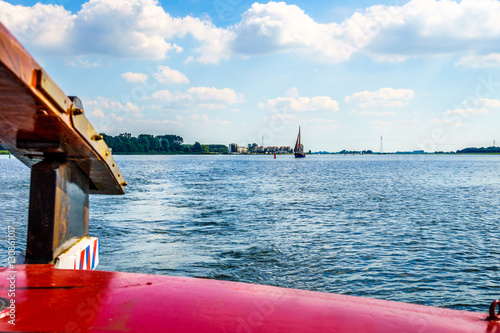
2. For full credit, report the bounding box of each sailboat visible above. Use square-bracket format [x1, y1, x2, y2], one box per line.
[294, 126, 306, 158]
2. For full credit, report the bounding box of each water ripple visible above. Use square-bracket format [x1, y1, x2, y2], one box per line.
[0, 154, 499, 313]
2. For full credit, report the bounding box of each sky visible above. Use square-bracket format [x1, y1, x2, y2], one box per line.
[1, 0, 500, 152]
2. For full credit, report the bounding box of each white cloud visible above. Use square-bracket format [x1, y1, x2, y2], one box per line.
[455, 54, 500, 68]
[71, 0, 182, 60]
[122, 72, 148, 83]
[197, 104, 227, 110]
[125, 102, 141, 113]
[187, 87, 243, 104]
[260, 88, 339, 112]
[0, 0, 233, 63]
[85, 97, 123, 109]
[363, 0, 500, 59]
[151, 87, 243, 110]
[430, 119, 467, 127]
[178, 16, 234, 64]
[345, 88, 414, 108]
[232, 0, 500, 62]
[187, 114, 231, 126]
[444, 108, 489, 116]
[66, 57, 102, 68]
[371, 54, 409, 63]
[232, 2, 350, 62]
[445, 98, 500, 116]
[151, 90, 176, 101]
[110, 113, 123, 122]
[0, 1, 74, 48]
[91, 109, 105, 118]
[153, 66, 189, 84]
[5, 0, 500, 64]
[83, 97, 143, 118]
[479, 98, 500, 108]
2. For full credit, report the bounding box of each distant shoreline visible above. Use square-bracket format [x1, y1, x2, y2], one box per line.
[1, 150, 499, 156]
[110, 152, 500, 156]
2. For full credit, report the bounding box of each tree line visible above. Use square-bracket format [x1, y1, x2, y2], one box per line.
[100, 133, 228, 154]
[456, 146, 500, 154]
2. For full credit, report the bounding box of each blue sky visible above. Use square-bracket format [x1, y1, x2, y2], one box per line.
[1, 0, 500, 152]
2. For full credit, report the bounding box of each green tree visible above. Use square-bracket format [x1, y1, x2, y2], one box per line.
[100, 133, 222, 154]
[157, 135, 183, 152]
[160, 138, 170, 152]
[125, 142, 138, 153]
[138, 134, 153, 152]
[247, 143, 258, 152]
[193, 142, 202, 153]
[207, 145, 229, 154]
[150, 137, 161, 152]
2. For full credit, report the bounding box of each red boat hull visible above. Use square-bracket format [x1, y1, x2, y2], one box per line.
[0, 265, 494, 332]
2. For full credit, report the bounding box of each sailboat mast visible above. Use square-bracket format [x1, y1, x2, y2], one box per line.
[298, 126, 301, 150]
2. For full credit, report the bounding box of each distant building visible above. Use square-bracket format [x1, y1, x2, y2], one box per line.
[255, 146, 265, 153]
[229, 144, 291, 154]
[229, 143, 238, 154]
[265, 146, 279, 153]
[237, 146, 248, 154]
[279, 146, 292, 153]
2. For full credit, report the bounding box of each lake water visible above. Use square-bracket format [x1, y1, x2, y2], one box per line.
[1, 154, 499, 313]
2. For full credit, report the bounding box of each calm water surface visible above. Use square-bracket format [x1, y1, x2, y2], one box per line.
[1, 154, 499, 313]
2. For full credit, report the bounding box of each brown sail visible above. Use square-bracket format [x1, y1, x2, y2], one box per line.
[294, 126, 306, 158]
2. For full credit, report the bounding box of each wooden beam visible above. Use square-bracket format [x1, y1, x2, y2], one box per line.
[26, 160, 89, 263]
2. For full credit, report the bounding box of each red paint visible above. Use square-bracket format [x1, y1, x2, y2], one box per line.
[79, 250, 85, 270]
[0, 265, 495, 332]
